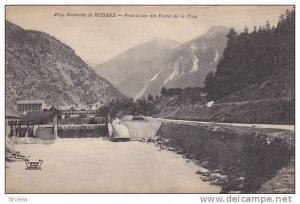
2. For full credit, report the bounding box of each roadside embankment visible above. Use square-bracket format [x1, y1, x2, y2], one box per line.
[122, 119, 294, 193]
[156, 99, 294, 125]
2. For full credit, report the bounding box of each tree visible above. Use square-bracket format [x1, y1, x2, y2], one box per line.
[226, 28, 237, 42]
[160, 86, 167, 95]
[253, 26, 257, 33]
[265, 20, 271, 31]
[147, 94, 154, 102]
[284, 9, 291, 19]
[271, 26, 275, 31]
[154, 95, 160, 102]
[204, 71, 217, 100]
[204, 10, 294, 102]
[244, 26, 249, 34]
[278, 13, 285, 24]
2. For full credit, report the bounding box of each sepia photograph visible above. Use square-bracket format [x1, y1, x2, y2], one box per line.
[4, 5, 295, 194]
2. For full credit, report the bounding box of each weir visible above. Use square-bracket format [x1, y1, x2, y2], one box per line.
[121, 120, 162, 140]
[7, 114, 110, 139]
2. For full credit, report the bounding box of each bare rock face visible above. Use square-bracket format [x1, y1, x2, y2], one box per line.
[5, 21, 125, 109]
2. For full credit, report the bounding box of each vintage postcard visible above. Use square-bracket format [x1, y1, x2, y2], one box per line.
[5, 5, 295, 194]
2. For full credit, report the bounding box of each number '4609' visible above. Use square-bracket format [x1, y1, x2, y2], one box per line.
[54, 12, 64, 17]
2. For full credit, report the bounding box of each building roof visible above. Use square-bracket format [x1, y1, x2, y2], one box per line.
[57, 105, 73, 111]
[76, 104, 88, 110]
[48, 106, 57, 111]
[17, 100, 45, 105]
[69, 107, 77, 111]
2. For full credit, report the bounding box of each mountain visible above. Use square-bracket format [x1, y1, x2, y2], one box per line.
[95, 38, 181, 98]
[86, 61, 98, 68]
[154, 11, 295, 125]
[140, 26, 229, 98]
[95, 26, 229, 99]
[5, 21, 125, 110]
[201, 26, 230, 38]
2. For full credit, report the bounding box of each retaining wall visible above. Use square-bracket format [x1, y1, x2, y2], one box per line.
[122, 119, 294, 193]
[156, 122, 294, 193]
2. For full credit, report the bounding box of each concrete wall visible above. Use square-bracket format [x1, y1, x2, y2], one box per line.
[57, 126, 107, 138]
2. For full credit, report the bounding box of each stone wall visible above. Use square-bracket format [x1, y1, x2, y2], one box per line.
[155, 122, 294, 193]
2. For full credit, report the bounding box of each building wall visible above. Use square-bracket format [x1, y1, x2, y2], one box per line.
[18, 103, 43, 112]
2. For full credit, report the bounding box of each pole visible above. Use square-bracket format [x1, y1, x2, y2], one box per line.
[53, 105, 58, 138]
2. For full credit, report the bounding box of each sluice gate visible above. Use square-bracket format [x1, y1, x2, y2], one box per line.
[58, 124, 108, 138]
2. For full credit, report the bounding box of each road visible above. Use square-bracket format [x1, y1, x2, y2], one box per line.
[146, 117, 294, 131]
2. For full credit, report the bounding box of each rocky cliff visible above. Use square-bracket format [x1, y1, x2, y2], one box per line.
[6, 21, 125, 110]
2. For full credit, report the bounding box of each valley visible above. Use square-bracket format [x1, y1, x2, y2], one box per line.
[5, 6, 295, 195]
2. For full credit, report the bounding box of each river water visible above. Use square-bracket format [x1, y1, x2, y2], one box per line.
[6, 138, 220, 193]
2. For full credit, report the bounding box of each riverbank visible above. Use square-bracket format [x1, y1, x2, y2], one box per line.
[152, 122, 294, 193]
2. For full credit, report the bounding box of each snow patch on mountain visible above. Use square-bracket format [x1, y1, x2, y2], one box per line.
[189, 57, 200, 74]
[164, 69, 179, 85]
[213, 50, 220, 63]
[149, 71, 161, 82]
[164, 61, 180, 85]
[134, 83, 148, 100]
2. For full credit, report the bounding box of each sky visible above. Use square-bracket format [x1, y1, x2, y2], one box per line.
[6, 5, 293, 65]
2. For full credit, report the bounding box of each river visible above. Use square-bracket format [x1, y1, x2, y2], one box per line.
[6, 138, 220, 193]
